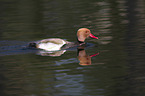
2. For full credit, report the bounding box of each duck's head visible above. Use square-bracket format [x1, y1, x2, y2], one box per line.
[77, 28, 98, 42]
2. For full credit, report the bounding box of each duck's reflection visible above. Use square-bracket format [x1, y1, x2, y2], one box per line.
[37, 46, 99, 65]
[77, 47, 99, 66]
[37, 50, 66, 57]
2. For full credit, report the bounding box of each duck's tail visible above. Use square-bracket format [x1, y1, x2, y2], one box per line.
[28, 42, 37, 48]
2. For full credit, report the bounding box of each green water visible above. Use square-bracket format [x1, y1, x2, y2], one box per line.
[0, 0, 145, 96]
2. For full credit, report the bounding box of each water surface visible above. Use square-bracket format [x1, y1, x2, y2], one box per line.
[0, 0, 145, 96]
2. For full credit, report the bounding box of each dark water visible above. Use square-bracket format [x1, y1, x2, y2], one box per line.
[0, 0, 145, 96]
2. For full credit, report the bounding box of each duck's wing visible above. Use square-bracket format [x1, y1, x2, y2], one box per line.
[38, 38, 67, 45]
[36, 38, 68, 51]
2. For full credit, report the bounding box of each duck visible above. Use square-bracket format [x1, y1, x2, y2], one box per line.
[28, 28, 98, 51]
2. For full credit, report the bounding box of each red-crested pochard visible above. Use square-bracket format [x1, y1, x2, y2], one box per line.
[28, 28, 98, 51]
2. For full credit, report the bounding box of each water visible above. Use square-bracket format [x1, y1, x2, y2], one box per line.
[0, 0, 145, 96]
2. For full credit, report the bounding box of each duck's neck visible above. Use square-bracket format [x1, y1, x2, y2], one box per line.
[77, 39, 85, 45]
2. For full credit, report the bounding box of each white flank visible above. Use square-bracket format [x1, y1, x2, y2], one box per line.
[38, 39, 66, 51]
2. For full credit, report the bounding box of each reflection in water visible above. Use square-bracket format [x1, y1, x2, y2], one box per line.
[37, 45, 99, 66]
[77, 47, 99, 66]
[37, 50, 66, 56]
[0, 0, 145, 96]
